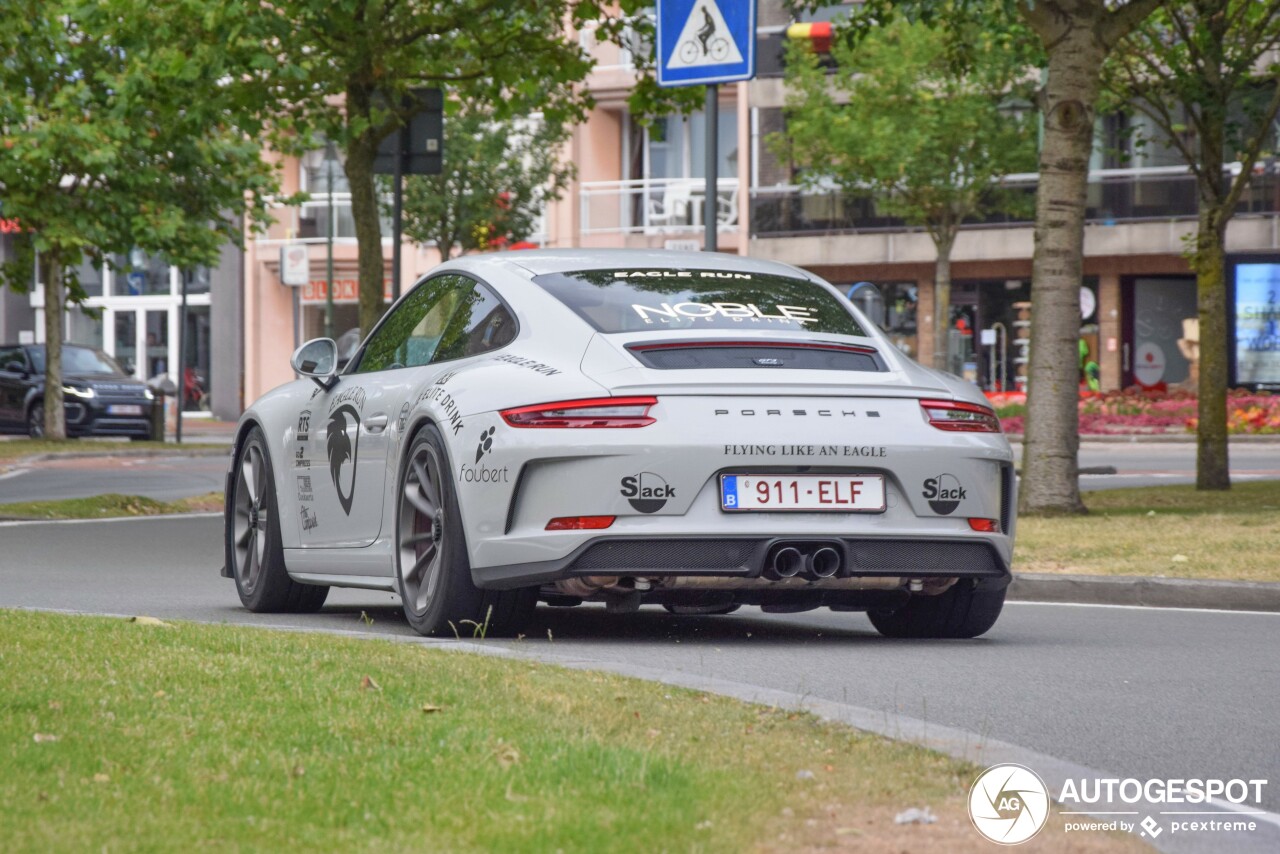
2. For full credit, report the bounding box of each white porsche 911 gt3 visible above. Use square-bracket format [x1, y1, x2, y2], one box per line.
[223, 249, 1015, 638]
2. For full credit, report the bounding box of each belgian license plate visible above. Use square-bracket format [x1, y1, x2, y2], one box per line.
[720, 474, 886, 512]
[108, 404, 144, 416]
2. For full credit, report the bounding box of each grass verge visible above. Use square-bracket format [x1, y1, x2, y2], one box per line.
[0, 492, 223, 519]
[1016, 481, 1280, 582]
[0, 438, 223, 463]
[0, 611, 1138, 853]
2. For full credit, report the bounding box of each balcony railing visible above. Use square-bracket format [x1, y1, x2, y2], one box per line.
[750, 164, 1280, 238]
[580, 177, 740, 235]
[252, 195, 548, 249]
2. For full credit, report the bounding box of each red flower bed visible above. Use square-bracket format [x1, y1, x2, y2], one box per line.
[986, 389, 1280, 435]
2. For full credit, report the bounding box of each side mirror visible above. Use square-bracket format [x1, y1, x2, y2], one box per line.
[3, 360, 25, 375]
[291, 338, 339, 389]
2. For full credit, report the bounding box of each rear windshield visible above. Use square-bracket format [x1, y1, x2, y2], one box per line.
[531, 269, 867, 336]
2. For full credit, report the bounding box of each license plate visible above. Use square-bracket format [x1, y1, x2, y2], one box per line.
[720, 474, 886, 512]
[107, 404, 144, 416]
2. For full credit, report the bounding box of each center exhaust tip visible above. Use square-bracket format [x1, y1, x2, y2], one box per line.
[808, 546, 841, 579]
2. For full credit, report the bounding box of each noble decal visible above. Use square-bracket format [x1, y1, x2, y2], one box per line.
[300, 505, 319, 532]
[632, 301, 817, 325]
[620, 472, 674, 513]
[493, 354, 562, 376]
[327, 405, 361, 515]
[396, 401, 410, 433]
[294, 446, 309, 469]
[296, 409, 311, 440]
[296, 475, 314, 502]
[923, 473, 966, 515]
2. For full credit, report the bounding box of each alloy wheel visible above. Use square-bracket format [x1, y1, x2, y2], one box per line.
[232, 441, 270, 595]
[399, 442, 446, 615]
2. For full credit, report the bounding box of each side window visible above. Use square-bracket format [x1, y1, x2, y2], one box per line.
[0, 347, 22, 372]
[353, 276, 470, 373]
[432, 280, 518, 363]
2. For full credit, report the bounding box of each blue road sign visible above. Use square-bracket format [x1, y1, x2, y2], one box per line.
[656, 0, 756, 88]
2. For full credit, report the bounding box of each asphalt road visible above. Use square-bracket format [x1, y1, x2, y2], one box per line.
[3, 513, 1277, 836]
[0, 453, 228, 503]
[1, 440, 1277, 504]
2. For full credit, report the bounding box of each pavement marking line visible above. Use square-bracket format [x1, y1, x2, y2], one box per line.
[0, 468, 30, 481]
[1008, 600, 1280, 618]
[9, 603, 1280, 852]
[0, 511, 222, 528]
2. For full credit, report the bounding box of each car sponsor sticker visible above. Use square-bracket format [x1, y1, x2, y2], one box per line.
[620, 472, 674, 513]
[923, 473, 966, 515]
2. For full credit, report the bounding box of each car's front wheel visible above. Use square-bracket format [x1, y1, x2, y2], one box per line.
[867, 581, 1006, 639]
[396, 425, 535, 637]
[226, 426, 328, 613]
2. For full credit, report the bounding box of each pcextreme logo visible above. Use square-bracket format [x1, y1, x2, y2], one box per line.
[969, 764, 1051, 845]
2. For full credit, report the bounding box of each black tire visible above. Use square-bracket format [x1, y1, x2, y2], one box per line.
[395, 424, 535, 637]
[130, 430, 153, 442]
[867, 582, 1006, 639]
[226, 426, 328, 613]
[27, 401, 44, 438]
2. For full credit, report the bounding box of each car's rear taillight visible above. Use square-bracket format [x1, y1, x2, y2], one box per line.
[968, 518, 1001, 533]
[501, 396, 657, 428]
[919, 399, 1001, 433]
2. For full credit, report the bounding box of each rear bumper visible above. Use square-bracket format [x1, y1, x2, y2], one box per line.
[472, 534, 1011, 590]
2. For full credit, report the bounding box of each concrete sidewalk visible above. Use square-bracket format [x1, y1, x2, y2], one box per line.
[1009, 572, 1280, 612]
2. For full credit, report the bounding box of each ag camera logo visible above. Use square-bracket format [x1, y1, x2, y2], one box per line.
[969, 764, 1050, 845]
[620, 472, 674, 513]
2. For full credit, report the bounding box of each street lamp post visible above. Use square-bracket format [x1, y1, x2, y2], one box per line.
[325, 141, 337, 340]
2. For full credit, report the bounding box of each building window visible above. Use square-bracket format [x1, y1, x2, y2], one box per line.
[112, 250, 171, 296]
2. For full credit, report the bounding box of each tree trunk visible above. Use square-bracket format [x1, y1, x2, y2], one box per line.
[42, 250, 67, 441]
[932, 230, 956, 373]
[1018, 32, 1106, 517]
[1194, 205, 1230, 490]
[344, 88, 386, 338]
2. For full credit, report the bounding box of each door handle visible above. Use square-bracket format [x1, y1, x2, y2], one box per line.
[362, 413, 389, 433]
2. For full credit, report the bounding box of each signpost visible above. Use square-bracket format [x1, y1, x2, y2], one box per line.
[374, 88, 444, 302]
[656, 0, 756, 253]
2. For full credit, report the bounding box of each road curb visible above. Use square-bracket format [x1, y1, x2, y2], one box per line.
[1009, 572, 1280, 612]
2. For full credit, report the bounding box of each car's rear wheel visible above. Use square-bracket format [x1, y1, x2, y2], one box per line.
[27, 401, 44, 438]
[396, 425, 535, 637]
[227, 426, 328, 613]
[867, 582, 1005, 639]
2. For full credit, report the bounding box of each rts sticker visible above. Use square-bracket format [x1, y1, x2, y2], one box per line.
[620, 472, 674, 513]
[923, 474, 966, 515]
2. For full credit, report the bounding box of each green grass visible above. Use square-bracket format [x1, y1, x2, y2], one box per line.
[0, 610, 1004, 853]
[0, 438, 223, 463]
[0, 492, 223, 520]
[1017, 481, 1280, 582]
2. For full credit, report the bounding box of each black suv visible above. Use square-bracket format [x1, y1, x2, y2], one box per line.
[0, 344, 157, 439]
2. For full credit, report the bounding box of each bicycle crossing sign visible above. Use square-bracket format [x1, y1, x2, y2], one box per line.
[656, 0, 756, 87]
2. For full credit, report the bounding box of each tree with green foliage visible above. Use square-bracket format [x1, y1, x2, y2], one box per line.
[777, 12, 1039, 371]
[390, 102, 575, 261]
[259, 1, 699, 338]
[838, 0, 1165, 516]
[1104, 0, 1280, 491]
[0, 0, 282, 440]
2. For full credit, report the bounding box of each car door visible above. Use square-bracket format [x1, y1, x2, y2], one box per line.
[0, 346, 28, 427]
[296, 275, 475, 548]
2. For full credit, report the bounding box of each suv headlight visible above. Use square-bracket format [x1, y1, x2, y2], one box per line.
[62, 385, 95, 399]
[143, 388, 155, 400]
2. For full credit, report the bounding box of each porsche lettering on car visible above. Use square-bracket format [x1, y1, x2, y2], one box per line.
[223, 249, 1016, 638]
